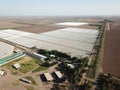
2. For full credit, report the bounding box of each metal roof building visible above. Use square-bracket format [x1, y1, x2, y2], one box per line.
[54, 71, 63, 79]
[32, 52, 47, 60]
[43, 72, 53, 81]
[13, 63, 21, 69]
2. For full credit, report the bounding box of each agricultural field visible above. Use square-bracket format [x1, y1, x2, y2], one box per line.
[1, 17, 119, 90]
[0, 22, 30, 29]
[16, 25, 65, 33]
[0, 27, 99, 57]
[0, 17, 102, 33]
[103, 19, 120, 77]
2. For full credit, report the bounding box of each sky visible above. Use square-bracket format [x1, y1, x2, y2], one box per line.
[0, 0, 120, 16]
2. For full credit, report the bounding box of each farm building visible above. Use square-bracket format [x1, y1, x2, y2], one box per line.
[13, 63, 21, 70]
[54, 71, 63, 79]
[43, 72, 53, 82]
[32, 52, 47, 61]
[0, 41, 14, 59]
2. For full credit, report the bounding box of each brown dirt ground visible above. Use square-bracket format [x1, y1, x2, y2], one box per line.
[15, 23, 98, 34]
[103, 21, 120, 77]
[16, 25, 65, 33]
[0, 17, 102, 33]
[0, 22, 30, 29]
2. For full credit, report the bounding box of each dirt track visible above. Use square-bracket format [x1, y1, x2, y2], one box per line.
[103, 21, 120, 77]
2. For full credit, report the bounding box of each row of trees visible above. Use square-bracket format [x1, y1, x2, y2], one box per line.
[88, 19, 108, 78]
[38, 49, 86, 61]
[96, 74, 120, 90]
[38, 49, 71, 60]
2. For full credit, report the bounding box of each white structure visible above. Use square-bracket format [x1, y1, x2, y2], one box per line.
[0, 28, 98, 57]
[0, 70, 5, 76]
[0, 41, 14, 59]
[50, 54, 55, 58]
[67, 64, 75, 69]
[32, 52, 47, 60]
[55, 22, 88, 26]
[43, 72, 53, 81]
[54, 71, 63, 79]
[13, 63, 21, 69]
[20, 78, 32, 84]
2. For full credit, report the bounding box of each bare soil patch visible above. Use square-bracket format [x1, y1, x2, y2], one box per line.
[0, 17, 102, 33]
[0, 22, 30, 29]
[103, 21, 120, 77]
[16, 25, 65, 33]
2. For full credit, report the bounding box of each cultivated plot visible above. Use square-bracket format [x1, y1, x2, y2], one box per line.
[103, 21, 120, 77]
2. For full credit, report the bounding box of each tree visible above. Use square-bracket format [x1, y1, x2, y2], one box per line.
[95, 73, 120, 90]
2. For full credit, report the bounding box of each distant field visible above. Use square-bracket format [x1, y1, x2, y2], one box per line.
[0, 22, 30, 29]
[0, 17, 102, 33]
[16, 25, 65, 33]
[103, 21, 120, 77]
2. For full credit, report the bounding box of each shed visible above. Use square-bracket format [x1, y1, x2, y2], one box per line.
[13, 63, 21, 69]
[43, 72, 53, 81]
[54, 71, 63, 79]
[33, 52, 47, 61]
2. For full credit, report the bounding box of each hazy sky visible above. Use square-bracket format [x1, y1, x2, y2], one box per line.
[0, 0, 120, 16]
